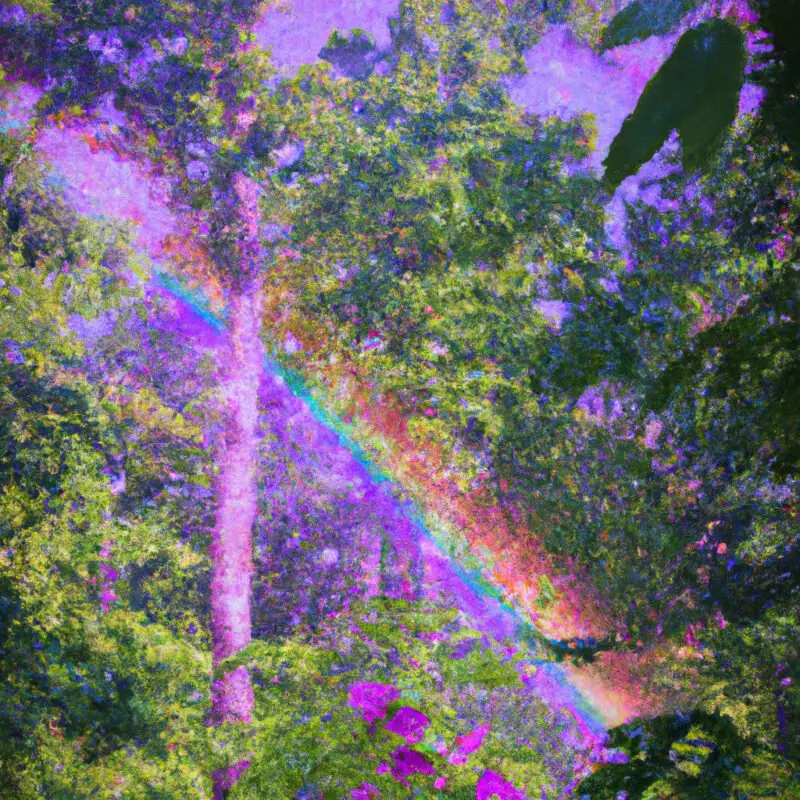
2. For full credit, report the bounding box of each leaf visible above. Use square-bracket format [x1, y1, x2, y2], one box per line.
[603, 20, 746, 189]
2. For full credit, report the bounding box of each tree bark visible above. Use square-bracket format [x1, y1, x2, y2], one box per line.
[209, 282, 264, 798]
[210, 283, 263, 714]
[208, 170, 267, 798]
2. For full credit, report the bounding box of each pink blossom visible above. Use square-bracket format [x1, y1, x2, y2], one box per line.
[236, 110, 257, 132]
[99, 587, 117, 613]
[434, 777, 447, 789]
[476, 769, 527, 800]
[643, 418, 663, 449]
[347, 682, 399, 723]
[279, 247, 303, 260]
[722, 0, 759, 25]
[448, 724, 490, 764]
[385, 706, 431, 744]
[389, 746, 435, 783]
[271, 140, 304, 170]
[419, 631, 448, 643]
[99, 564, 119, 582]
[534, 299, 570, 331]
[685, 623, 702, 647]
[362, 334, 385, 352]
[211, 760, 250, 795]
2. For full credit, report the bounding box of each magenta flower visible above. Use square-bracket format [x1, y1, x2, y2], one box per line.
[385, 706, 431, 743]
[389, 746, 435, 785]
[211, 760, 251, 796]
[99, 587, 117, 613]
[347, 682, 399, 723]
[476, 769, 527, 800]
[99, 564, 119, 582]
[448, 724, 490, 764]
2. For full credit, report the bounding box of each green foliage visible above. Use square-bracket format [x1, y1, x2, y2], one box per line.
[576, 709, 799, 799]
[256, 13, 799, 796]
[225, 598, 577, 799]
[649, 259, 800, 477]
[751, 0, 800, 162]
[599, 0, 699, 52]
[0, 148, 217, 798]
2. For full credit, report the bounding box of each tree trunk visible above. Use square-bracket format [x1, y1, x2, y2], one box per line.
[208, 170, 267, 798]
[209, 281, 264, 797]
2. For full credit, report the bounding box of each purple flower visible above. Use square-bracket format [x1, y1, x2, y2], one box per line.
[284, 332, 302, 355]
[449, 639, 474, 659]
[384, 706, 430, 744]
[534, 299, 570, 331]
[186, 160, 210, 183]
[99, 564, 119, 582]
[476, 769, 527, 800]
[347, 682, 399, 723]
[86, 30, 126, 64]
[448, 724, 490, 764]
[0, 5, 27, 24]
[212, 760, 251, 792]
[389, 746, 435, 783]
[99, 587, 117, 612]
[272, 141, 304, 170]
[164, 36, 188, 56]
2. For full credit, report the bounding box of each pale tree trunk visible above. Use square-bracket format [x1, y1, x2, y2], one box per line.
[210, 284, 263, 712]
[209, 282, 264, 797]
[210, 172, 266, 798]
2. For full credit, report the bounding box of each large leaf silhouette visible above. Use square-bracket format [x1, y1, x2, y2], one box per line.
[603, 19, 746, 189]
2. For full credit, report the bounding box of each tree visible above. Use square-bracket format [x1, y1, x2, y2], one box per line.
[1, 1, 280, 793]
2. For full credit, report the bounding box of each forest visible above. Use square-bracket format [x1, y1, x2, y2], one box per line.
[0, 0, 798, 797]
